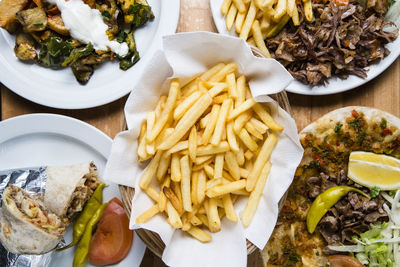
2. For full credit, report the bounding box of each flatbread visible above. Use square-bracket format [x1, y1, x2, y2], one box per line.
[263, 106, 400, 266]
[44, 162, 98, 223]
[0, 185, 65, 254]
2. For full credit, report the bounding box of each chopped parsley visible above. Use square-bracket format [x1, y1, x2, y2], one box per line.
[33, 22, 43, 26]
[101, 10, 111, 21]
[370, 186, 381, 198]
[349, 118, 362, 130]
[380, 118, 387, 129]
[334, 122, 343, 133]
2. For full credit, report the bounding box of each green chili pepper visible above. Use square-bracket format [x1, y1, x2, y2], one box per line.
[73, 203, 108, 267]
[57, 183, 106, 252]
[307, 186, 370, 234]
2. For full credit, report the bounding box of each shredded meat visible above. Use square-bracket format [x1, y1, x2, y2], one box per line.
[307, 170, 388, 247]
[266, 0, 398, 86]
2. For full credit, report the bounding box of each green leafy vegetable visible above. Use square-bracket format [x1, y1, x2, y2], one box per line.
[101, 10, 111, 21]
[128, 3, 153, 28]
[39, 37, 73, 69]
[380, 118, 387, 129]
[334, 122, 343, 133]
[116, 30, 127, 43]
[370, 186, 381, 198]
[62, 43, 94, 67]
[118, 31, 140, 70]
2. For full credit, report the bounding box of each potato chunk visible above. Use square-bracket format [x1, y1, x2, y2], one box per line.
[16, 7, 47, 32]
[0, 0, 28, 30]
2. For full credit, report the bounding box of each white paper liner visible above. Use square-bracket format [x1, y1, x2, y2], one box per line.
[104, 32, 304, 267]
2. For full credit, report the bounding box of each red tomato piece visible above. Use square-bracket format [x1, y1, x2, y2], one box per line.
[88, 199, 133, 266]
[328, 255, 365, 267]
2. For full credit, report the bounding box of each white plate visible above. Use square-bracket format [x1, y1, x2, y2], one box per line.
[0, 114, 146, 267]
[210, 0, 400, 95]
[0, 0, 180, 109]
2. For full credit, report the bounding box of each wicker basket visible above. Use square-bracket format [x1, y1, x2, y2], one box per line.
[119, 47, 292, 258]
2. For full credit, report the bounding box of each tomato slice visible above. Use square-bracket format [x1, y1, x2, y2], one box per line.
[328, 255, 365, 267]
[88, 199, 133, 266]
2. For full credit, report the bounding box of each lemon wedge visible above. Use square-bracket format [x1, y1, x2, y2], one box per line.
[348, 151, 400, 190]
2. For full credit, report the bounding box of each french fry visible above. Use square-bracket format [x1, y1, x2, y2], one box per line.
[202, 104, 220, 145]
[291, 3, 300, 26]
[221, 0, 233, 15]
[166, 201, 183, 229]
[234, 111, 252, 133]
[203, 164, 214, 179]
[239, 1, 257, 40]
[240, 167, 249, 178]
[250, 117, 268, 133]
[146, 187, 160, 203]
[206, 180, 246, 198]
[244, 149, 254, 160]
[180, 155, 192, 212]
[189, 126, 197, 162]
[205, 199, 221, 233]
[137, 122, 149, 161]
[197, 170, 207, 204]
[215, 153, 224, 179]
[190, 215, 202, 226]
[236, 146, 245, 166]
[181, 213, 191, 231]
[251, 19, 271, 58]
[303, 0, 313, 22]
[156, 153, 171, 182]
[245, 121, 264, 140]
[211, 99, 232, 145]
[226, 73, 238, 99]
[172, 181, 183, 204]
[197, 142, 230, 156]
[260, 13, 271, 31]
[154, 95, 167, 119]
[146, 111, 156, 138]
[171, 154, 182, 182]
[232, 188, 250, 195]
[164, 187, 184, 215]
[246, 132, 277, 191]
[158, 177, 170, 212]
[226, 3, 238, 31]
[222, 194, 238, 222]
[191, 171, 199, 205]
[200, 113, 210, 129]
[139, 150, 162, 190]
[238, 128, 259, 152]
[147, 79, 180, 142]
[206, 177, 223, 190]
[286, 0, 295, 16]
[195, 155, 213, 165]
[235, 8, 246, 33]
[136, 205, 160, 224]
[225, 151, 241, 180]
[159, 93, 213, 150]
[265, 14, 290, 38]
[213, 93, 229, 104]
[228, 98, 256, 120]
[187, 227, 212, 243]
[198, 214, 210, 228]
[236, 75, 246, 106]
[227, 121, 240, 152]
[233, 0, 246, 13]
[252, 103, 283, 131]
[273, 0, 287, 22]
[209, 63, 238, 83]
[242, 162, 272, 227]
[174, 91, 202, 120]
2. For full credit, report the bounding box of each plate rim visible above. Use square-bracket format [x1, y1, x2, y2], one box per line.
[209, 0, 400, 96]
[0, 113, 147, 267]
[0, 0, 180, 109]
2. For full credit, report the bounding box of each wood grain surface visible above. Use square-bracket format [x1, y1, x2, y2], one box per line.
[1, 0, 399, 266]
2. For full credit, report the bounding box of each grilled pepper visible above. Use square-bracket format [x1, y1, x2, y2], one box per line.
[57, 182, 106, 251]
[73, 203, 108, 267]
[307, 186, 370, 233]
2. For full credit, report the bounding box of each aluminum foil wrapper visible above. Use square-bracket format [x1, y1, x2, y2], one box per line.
[0, 167, 62, 267]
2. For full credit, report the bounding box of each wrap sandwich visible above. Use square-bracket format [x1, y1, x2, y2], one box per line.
[44, 162, 99, 225]
[0, 185, 65, 254]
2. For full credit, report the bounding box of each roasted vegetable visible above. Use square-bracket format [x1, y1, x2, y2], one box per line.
[62, 43, 94, 67]
[16, 7, 47, 32]
[307, 186, 370, 233]
[47, 15, 69, 36]
[128, 2, 153, 28]
[39, 36, 72, 69]
[118, 31, 140, 70]
[71, 62, 94, 85]
[14, 32, 37, 61]
[0, 0, 28, 30]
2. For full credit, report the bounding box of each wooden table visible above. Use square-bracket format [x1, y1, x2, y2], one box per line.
[1, 0, 399, 266]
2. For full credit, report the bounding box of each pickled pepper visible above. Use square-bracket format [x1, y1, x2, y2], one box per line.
[73, 203, 108, 267]
[57, 183, 106, 252]
[307, 185, 370, 233]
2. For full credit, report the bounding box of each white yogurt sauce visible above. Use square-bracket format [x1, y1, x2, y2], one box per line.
[47, 0, 129, 57]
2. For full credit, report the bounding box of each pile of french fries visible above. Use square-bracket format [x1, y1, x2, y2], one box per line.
[221, 0, 314, 57]
[135, 62, 283, 242]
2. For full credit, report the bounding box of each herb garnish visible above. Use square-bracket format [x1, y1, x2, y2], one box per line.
[370, 186, 381, 198]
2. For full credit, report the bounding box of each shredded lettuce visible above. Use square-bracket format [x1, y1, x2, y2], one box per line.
[329, 190, 400, 267]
